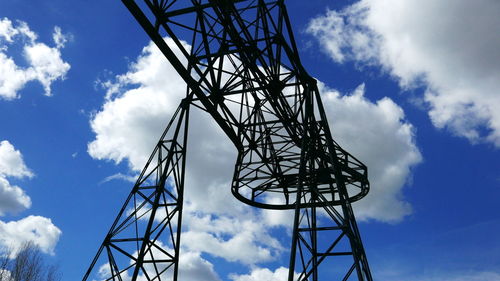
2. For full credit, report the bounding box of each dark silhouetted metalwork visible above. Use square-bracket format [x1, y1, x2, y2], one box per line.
[83, 0, 373, 280]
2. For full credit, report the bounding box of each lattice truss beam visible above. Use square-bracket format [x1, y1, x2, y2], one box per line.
[83, 102, 191, 281]
[83, 0, 374, 280]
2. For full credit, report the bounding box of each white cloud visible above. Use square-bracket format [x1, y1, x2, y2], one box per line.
[88, 39, 247, 216]
[0, 216, 61, 258]
[307, 0, 500, 147]
[0, 17, 70, 99]
[0, 140, 33, 178]
[24, 43, 70, 96]
[321, 84, 422, 222]
[177, 251, 221, 281]
[0, 52, 31, 100]
[88, 38, 186, 171]
[99, 172, 137, 184]
[0, 177, 31, 216]
[229, 267, 292, 281]
[181, 212, 283, 265]
[52, 26, 67, 49]
[0, 140, 33, 215]
[0, 18, 36, 43]
[0, 269, 12, 280]
[0, 140, 62, 258]
[0, 18, 18, 42]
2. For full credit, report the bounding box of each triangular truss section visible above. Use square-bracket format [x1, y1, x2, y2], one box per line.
[83, 102, 190, 281]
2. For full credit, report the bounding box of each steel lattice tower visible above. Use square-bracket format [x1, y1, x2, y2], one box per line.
[83, 0, 373, 280]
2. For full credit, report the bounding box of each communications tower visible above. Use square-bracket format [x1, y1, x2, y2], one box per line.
[83, 0, 373, 280]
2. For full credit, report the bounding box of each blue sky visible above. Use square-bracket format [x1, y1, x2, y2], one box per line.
[1, 0, 499, 280]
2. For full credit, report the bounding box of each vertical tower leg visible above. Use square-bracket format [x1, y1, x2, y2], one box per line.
[288, 92, 372, 280]
[288, 189, 373, 281]
[288, 199, 372, 280]
[83, 101, 191, 281]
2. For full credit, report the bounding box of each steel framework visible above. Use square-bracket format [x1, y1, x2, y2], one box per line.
[83, 0, 373, 280]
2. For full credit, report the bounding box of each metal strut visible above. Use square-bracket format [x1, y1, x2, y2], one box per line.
[83, 0, 373, 280]
[83, 99, 191, 281]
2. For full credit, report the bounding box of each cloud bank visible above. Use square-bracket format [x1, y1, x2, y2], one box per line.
[307, 0, 500, 147]
[0, 140, 33, 216]
[229, 267, 290, 281]
[320, 83, 421, 222]
[0, 140, 61, 257]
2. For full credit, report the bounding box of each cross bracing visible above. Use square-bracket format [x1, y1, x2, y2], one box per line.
[83, 1, 373, 280]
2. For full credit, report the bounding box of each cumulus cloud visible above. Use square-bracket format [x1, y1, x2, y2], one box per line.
[88, 38, 186, 171]
[181, 212, 283, 265]
[0, 140, 33, 178]
[0, 19, 19, 42]
[0, 140, 33, 215]
[0, 177, 31, 216]
[321, 84, 422, 222]
[229, 267, 297, 281]
[0, 52, 30, 100]
[0, 216, 61, 258]
[0, 17, 70, 99]
[177, 251, 221, 281]
[307, 0, 500, 147]
[24, 42, 70, 96]
[0, 140, 62, 258]
[0, 19, 36, 43]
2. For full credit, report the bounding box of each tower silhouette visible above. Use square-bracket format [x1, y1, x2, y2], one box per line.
[83, 0, 373, 280]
